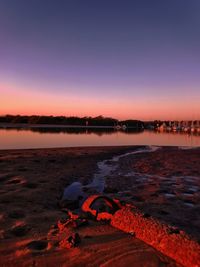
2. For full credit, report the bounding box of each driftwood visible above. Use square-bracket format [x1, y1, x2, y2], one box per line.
[82, 194, 200, 267]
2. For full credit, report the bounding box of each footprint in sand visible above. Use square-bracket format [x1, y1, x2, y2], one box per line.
[0, 173, 18, 183]
[39, 180, 47, 184]
[27, 240, 49, 251]
[158, 210, 169, 216]
[11, 223, 30, 237]
[23, 182, 38, 189]
[6, 176, 26, 185]
[8, 210, 25, 219]
[17, 167, 28, 172]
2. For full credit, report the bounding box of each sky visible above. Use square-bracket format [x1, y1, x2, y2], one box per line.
[0, 0, 200, 120]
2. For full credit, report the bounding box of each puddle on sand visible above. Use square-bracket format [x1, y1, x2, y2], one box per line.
[164, 193, 176, 198]
[189, 186, 199, 192]
[182, 192, 194, 197]
[184, 201, 195, 207]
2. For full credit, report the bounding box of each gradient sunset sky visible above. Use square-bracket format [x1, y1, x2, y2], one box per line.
[0, 0, 200, 120]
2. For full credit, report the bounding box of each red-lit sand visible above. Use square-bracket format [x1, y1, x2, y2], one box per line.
[0, 146, 199, 266]
[81, 194, 200, 266]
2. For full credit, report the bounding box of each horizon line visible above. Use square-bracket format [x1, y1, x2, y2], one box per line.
[0, 113, 199, 122]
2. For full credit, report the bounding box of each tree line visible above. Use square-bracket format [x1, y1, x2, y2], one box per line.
[0, 115, 144, 128]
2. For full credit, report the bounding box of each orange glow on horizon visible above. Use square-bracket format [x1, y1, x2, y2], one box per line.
[1, 83, 200, 121]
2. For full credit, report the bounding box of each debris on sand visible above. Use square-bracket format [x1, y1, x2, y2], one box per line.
[59, 233, 81, 249]
[81, 194, 200, 267]
[48, 210, 87, 249]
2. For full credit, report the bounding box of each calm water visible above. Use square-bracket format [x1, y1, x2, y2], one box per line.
[0, 128, 200, 149]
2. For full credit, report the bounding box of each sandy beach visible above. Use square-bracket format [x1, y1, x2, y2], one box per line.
[0, 146, 199, 267]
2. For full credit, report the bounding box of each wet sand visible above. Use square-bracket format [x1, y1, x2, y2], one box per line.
[0, 146, 199, 266]
[107, 146, 200, 241]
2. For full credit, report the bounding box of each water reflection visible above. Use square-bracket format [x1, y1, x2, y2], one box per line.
[1, 126, 144, 135]
[34, 127, 144, 135]
[0, 127, 199, 149]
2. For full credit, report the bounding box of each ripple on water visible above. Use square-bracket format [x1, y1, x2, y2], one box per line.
[164, 193, 176, 198]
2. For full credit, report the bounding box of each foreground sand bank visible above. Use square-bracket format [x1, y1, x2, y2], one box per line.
[0, 146, 199, 266]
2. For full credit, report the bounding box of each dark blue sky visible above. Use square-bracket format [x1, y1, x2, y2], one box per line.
[1, 0, 200, 119]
